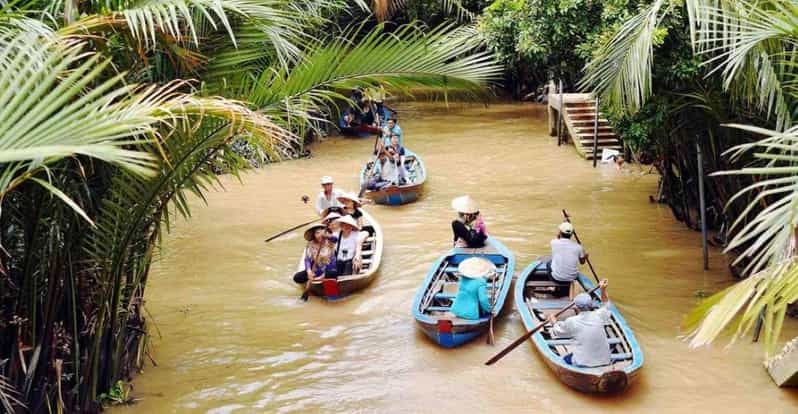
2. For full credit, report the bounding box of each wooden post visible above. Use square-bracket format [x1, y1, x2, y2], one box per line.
[557, 80, 563, 146]
[592, 96, 599, 167]
[696, 141, 709, 270]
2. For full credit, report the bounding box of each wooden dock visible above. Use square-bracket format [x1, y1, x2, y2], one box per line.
[548, 90, 622, 160]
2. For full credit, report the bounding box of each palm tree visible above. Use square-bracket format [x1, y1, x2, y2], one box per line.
[580, 0, 798, 356]
[0, 1, 500, 411]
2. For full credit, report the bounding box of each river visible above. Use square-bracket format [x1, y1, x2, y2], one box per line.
[118, 103, 798, 413]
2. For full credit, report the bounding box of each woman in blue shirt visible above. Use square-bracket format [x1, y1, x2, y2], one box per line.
[450, 257, 495, 320]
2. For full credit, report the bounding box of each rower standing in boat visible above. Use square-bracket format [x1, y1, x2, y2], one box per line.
[316, 176, 344, 216]
[451, 195, 487, 248]
[337, 192, 365, 229]
[377, 118, 403, 153]
[450, 257, 495, 320]
[548, 279, 612, 367]
[541, 222, 589, 297]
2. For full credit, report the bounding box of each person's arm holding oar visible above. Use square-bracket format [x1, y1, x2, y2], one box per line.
[561, 209, 599, 285]
[484, 285, 601, 366]
[359, 135, 382, 198]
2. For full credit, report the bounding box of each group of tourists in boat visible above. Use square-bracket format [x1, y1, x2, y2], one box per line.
[338, 86, 394, 135]
[284, 102, 639, 393]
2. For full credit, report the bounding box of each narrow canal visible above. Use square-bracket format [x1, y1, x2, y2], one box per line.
[118, 103, 798, 413]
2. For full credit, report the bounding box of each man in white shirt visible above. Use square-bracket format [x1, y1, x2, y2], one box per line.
[550, 222, 588, 282]
[549, 279, 612, 367]
[315, 176, 344, 216]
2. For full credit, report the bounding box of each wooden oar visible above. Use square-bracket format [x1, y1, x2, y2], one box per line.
[264, 196, 317, 242]
[484, 285, 601, 366]
[486, 269, 497, 345]
[561, 209, 601, 285]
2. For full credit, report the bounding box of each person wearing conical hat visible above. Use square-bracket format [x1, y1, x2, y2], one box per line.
[450, 258, 495, 320]
[332, 215, 366, 276]
[293, 224, 337, 293]
[451, 195, 487, 248]
[315, 176, 344, 216]
[337, 192, 365, 228]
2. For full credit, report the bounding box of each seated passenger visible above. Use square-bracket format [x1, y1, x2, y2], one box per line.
[322, 212, 342, 232]
[451, 195, 487, 248]
[548, 279, 612, 367]
[337, 192, 365, 229]
[293, 224, 337, 288]
[450, 257, 495, 320]
[367, 151, 398, 190]
[386, 135, 407, 185]
[339, 111, 354, 129]
[360, 100, 376, 127]
[332, 215, 366, 276]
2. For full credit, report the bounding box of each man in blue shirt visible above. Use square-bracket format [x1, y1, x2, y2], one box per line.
[381, 118, 402, 148]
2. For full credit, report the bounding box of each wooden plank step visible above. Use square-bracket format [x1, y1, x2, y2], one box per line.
[574, 126, 613, 132]
[576, 132, 617, 138]
[578, 139, 620, 145]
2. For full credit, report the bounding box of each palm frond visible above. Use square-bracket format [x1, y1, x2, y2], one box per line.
[686, 0, 797, 130]
[579, 0, 668, 113]
[247, 22, 500, 120]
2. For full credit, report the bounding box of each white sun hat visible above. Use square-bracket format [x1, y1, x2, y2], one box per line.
[558, 222, 574, 235]
[457, 257, 496, 279]
[320, 176, 334, 185]
[451, 195, 479, 214]
[336, 192, 363, 208]
[334, 215, 361, 230]
[322, 212, 342, 223]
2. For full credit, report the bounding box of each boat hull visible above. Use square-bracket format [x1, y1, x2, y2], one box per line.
[412, 237, 515, 348]
[514, 261, 643, 393]
[296, 210, 383, 300]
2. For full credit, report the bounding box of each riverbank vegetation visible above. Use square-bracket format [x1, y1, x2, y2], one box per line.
[0, 1, 499, 411]
[480, 0, 798, 356]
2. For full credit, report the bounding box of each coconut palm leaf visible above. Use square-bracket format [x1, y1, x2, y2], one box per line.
[579, 0, 668, 113]
[246, 22, 500, 126]
[685, 123, 798, 355]
[687, 0, 797, 130]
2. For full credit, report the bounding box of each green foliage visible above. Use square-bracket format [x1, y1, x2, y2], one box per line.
[98, 381, 132, 407]
[0, 2, 500, 413]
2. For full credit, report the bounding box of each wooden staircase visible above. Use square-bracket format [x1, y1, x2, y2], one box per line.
[548, 92, 623, 160]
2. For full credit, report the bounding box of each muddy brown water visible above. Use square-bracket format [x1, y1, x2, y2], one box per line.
[117, 103, 798, 413]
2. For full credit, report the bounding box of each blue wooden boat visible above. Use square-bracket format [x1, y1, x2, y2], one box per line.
[515, 261, 643, 393]
[412, 237, 515, 348]
[359, 148, 426, 206]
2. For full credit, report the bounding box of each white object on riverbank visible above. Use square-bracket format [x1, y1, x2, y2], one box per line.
[767, 336, 798, 387]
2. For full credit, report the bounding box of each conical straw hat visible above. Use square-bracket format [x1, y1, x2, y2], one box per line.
[457, 257, 496, 279]
[337, 192, 363, 208]
[451, 195, 479, 214]
[303, 223, 327, 241]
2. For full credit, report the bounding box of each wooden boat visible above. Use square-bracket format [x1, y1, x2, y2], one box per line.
[515, 261, 643, 393]
[339, 106, 397, 138]
[412, 237, 515, 348]
[296, 209, 383, 300]
[359, 148, 426, 205]
[339, 124, 382, 137]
